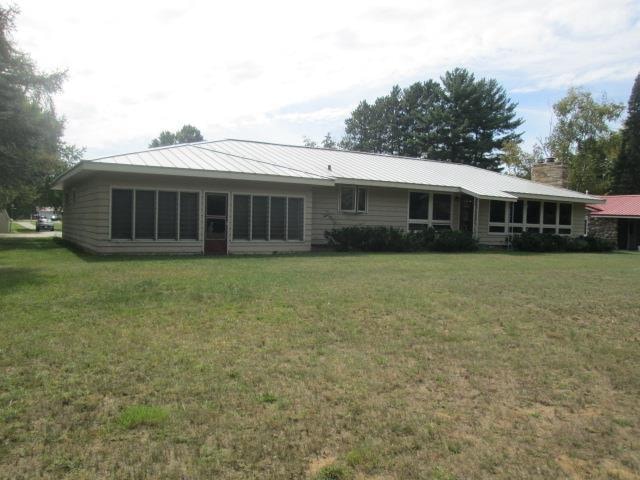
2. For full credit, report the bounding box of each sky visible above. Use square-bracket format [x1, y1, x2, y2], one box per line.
[14, 0, 640, 159]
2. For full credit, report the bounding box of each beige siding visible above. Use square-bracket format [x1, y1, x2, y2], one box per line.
[63, 172, 312, 254]
[311, 186, 409, 243]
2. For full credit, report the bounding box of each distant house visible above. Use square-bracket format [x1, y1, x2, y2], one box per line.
[0, 209, 10, 234]
[52, 139, 601, 255]
[587, 195, 640, 250]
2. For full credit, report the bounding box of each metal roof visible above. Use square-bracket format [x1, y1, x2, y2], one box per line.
[588, 195, 640, 217]
[54, 139, 601, 203]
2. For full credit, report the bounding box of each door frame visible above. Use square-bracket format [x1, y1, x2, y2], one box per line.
[204, 191, 230, 255]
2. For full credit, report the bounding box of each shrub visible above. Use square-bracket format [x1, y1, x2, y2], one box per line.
[117, 405, 168, 429]
[512, 232, 615, 252]
[430, 230, 479, 252]
[324, 226, 477, 253]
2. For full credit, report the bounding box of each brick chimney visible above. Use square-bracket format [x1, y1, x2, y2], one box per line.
[531, 157, 568, 189]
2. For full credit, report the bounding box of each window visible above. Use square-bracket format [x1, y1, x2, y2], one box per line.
[409, 192, 429, 220]
[490, 199, 573, 236]
[490, 201, 506, 223]
[340, 187, 355, 212]
[559, 203, 572, 225]
[233, 195, 250, 240]
[356, 188, 367, 213]
[157, 191, 178, 240]
[408, 192, 452, 230]
[252, 196, 268, 240]
[270, 197, 286, 240]
[543, 202, 557, 225]
[135, 190, 155, 239]
[287, 197, 304, 241]
[110, 188, 200, 241]
[526, 201, 541, 225]
[111, 189, 133, 239]
[233, 194, 304, 241]
[511, 200, 524, 224]
[340, 186, 367, 213]
[433, 194, 451, 221]
[179, 192, 199, 240]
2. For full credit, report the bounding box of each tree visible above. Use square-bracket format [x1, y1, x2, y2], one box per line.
[149, 124, 204, 147]
[420, 69, 523, 170]
[341, 69, 523, 169]
[544, 87, 623, 193]
[501, 139, 541, 178]
[321, 132, 337, 149]
[0, 6, 71, 210]
[611, 73, 640, 193]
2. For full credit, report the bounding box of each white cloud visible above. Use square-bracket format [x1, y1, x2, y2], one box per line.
[14, 0, 640, 157]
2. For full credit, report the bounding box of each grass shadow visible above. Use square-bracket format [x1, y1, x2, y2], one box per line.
[0, 267, 45, 294]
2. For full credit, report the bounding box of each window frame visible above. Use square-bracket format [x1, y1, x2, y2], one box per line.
[487, 199, 573, 236]
[339, 185, 368, 214]
[407, 191, 453, 231]
[109, 186, 201, 242]
[231, 193, 305, 242]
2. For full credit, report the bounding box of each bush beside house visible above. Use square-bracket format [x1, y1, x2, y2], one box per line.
[511, 232, 614, 252]
[324, 226, 478, 252]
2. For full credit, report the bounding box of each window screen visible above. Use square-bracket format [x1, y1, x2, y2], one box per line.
[357, 188, 367, 212]
[511, 200, 524, 224]
[526, 201, 541, 224]
[270, 197, 286, 240]
[157, 191, 178, 239]
[490, 200, 505, 223]
[287, 198, 304, 240]
[135, 190, 155, 239]
[432, 194, 451, 221]
[111, 189, 133, 239]
[340, 187, 355, 211]
[233, 195, 250, 240]
[179, 192, 198, 240]
[409, 192, 428, 220]
[559, 203, 572, 225]
[252, 196, 268, 240]
[543, 202, 557, 225]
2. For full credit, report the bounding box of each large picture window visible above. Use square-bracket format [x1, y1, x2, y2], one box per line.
[110, 188, 198, 241]
[233, 194, 304, 241]
[408, 192, 452, 231]
[487, 199, 573, 236]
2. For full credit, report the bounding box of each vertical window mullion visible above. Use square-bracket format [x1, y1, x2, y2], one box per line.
[132, 189, 136, 240]
[427, 193, 434, 228]
[267, 196, 271, 241]
[177, 193, 181, 240]
[154, 191, 158, 240]
[285, 196, 289, 241]
[249, 195, 253, 241]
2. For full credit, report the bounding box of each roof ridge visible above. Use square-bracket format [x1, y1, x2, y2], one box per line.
[86, 139, 220, 162]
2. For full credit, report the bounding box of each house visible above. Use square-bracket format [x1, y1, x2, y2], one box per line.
[0, 209, 10, 234]
[587, 195, 640, 250]
[52, 139, 601, 255]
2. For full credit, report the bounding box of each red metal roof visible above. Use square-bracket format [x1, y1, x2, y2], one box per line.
[588, 195, 640, 217]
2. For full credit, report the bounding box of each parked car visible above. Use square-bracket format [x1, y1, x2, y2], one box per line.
[35, 216, 54, 232]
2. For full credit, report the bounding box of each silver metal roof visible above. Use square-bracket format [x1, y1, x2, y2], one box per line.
[56, 139, 600, 203]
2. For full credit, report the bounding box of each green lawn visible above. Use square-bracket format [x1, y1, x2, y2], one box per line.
[1, 239, 639, 479]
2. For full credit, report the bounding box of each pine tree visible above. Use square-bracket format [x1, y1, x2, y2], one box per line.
[611, 73, 640, 194]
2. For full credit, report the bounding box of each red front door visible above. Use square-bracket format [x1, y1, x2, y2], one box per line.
[205, 193, 227, 254]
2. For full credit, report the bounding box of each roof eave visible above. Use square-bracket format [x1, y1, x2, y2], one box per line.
[52, 161, 335, 188]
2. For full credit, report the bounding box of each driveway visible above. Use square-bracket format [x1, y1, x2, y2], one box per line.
[0, 220, 61, 239]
